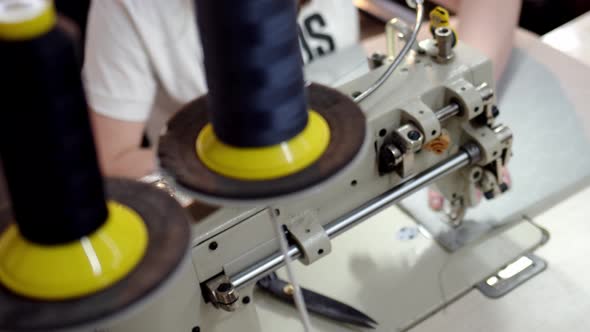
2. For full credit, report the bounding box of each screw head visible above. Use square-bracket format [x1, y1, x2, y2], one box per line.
[283, 284, 295, 296]
[397, 226, 419, 241]
[499, 183, 509, 192]
[492, 106, 500, 118]
[217, 283, 232, 293]
[407, 130, 421, 141]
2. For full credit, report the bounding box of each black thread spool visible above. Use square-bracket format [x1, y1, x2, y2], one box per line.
[195, 0, 308, 147]
[0, 9, 107, 244]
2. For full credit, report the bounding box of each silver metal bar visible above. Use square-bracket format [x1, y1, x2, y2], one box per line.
[434, 26, 454, 63]
[231, 245, 301, 288]
[324, 150, 471, 238]
[354, 1, 425, 103]
[230, 149, 474, 288]
[435, 103, 460, 122]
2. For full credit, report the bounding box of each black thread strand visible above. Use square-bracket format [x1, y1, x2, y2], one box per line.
[0, 27, 108, 244]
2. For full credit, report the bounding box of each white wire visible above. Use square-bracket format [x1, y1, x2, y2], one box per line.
[268, 208, 313, 332]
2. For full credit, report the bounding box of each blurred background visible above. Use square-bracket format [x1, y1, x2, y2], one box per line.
[55, 0, 590, 63]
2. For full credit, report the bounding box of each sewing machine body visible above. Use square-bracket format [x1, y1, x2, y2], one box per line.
[70, 38, 549, 332]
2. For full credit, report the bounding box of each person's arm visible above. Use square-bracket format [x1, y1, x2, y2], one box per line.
[433, 0, 523, 81]
[84, 1, 157, 179]
[90, 113, 155, 178]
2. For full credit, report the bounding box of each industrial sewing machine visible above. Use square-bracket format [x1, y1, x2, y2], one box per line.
[0, 1, 545, 331]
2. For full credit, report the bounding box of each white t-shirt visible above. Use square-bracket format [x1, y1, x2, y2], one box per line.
[83, 0, 359, 143]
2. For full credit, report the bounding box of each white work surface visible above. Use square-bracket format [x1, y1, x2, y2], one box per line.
[256, 28, 590, 331]
[384, 28, 590, 332]
[411, 186, 590, 332]
[543, 11, 590, 67]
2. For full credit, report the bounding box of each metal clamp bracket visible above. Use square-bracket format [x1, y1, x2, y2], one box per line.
[286, 210, 331, 265]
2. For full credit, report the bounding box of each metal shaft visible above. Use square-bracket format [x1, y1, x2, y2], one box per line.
[230, 148, 476, 288]
[325, 149, 471, 238]
[435, 103, 460, 122]
[435, 26, 454, 62]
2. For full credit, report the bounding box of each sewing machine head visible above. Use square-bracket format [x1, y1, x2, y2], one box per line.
[0, 0, 512, 331]
[180, 12, 513, 317]
[153, 1, 513, 330]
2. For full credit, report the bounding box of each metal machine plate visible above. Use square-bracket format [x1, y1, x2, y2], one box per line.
[476, 253, 548, 299]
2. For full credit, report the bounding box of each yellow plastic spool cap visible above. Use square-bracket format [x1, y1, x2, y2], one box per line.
[197, 110, 331, 180]
[0, 0, 56, 41]
[0, 201, 148, 300]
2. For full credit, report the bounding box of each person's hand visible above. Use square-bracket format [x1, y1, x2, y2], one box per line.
[428, 168, 512, 211]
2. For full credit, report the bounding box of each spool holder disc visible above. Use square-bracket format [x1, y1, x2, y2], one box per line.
[158, 83, 367, 201]
[0, 179, 191, 331]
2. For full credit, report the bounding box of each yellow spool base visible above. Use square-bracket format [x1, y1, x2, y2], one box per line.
[0, 0, 57, 41]
[0, 201, 148, 300]
[196, 110, 331, 181]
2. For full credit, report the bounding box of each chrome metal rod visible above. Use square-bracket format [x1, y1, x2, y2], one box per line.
[230, 149, 474, 288]
[325, 149, 470, 238]
[435, 103, 460, 122]
[231, 245, 301, 288]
